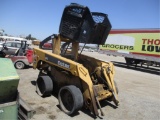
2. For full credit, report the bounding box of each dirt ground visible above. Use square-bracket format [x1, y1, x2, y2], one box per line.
[17, 51, 160, 120]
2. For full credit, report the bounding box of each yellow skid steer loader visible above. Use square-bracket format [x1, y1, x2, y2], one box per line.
[33, 3, 119, 117]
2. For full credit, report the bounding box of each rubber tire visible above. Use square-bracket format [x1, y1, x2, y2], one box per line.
[36, 76, 53, 97]
[58, 85, 83, 115]
[15, 61, 25, 69]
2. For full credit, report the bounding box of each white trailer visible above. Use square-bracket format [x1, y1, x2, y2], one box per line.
[0, 36, 32, 45]
[99, 29, 160, 66]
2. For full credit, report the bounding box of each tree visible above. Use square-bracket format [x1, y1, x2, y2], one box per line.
[0, 29, 4, 36]
[26, 34, 32, 40]
[26, 34, 37, 40]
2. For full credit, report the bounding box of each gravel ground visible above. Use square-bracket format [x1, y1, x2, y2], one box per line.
[17, 51, 160, 120]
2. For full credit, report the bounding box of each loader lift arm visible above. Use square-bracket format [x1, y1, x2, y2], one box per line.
[39, 34, 55, 49]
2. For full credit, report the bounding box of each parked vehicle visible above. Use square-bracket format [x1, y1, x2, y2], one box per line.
[42, 42, 52, 49]
[88, 48, 94, 52]
[0, 41, 29, 55]
[32, 40, 40, 46]
[0, 42, 4, 50]
[0, 41, 22, 55]
[0, 41, 33, 69]
[83, 48, 88, 51]
[99, 29, 160, 66]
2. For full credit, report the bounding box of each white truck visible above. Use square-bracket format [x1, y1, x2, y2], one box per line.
[99, 29, 160, 66]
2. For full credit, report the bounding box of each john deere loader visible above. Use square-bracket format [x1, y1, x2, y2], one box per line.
[33, 3, 119, 116]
